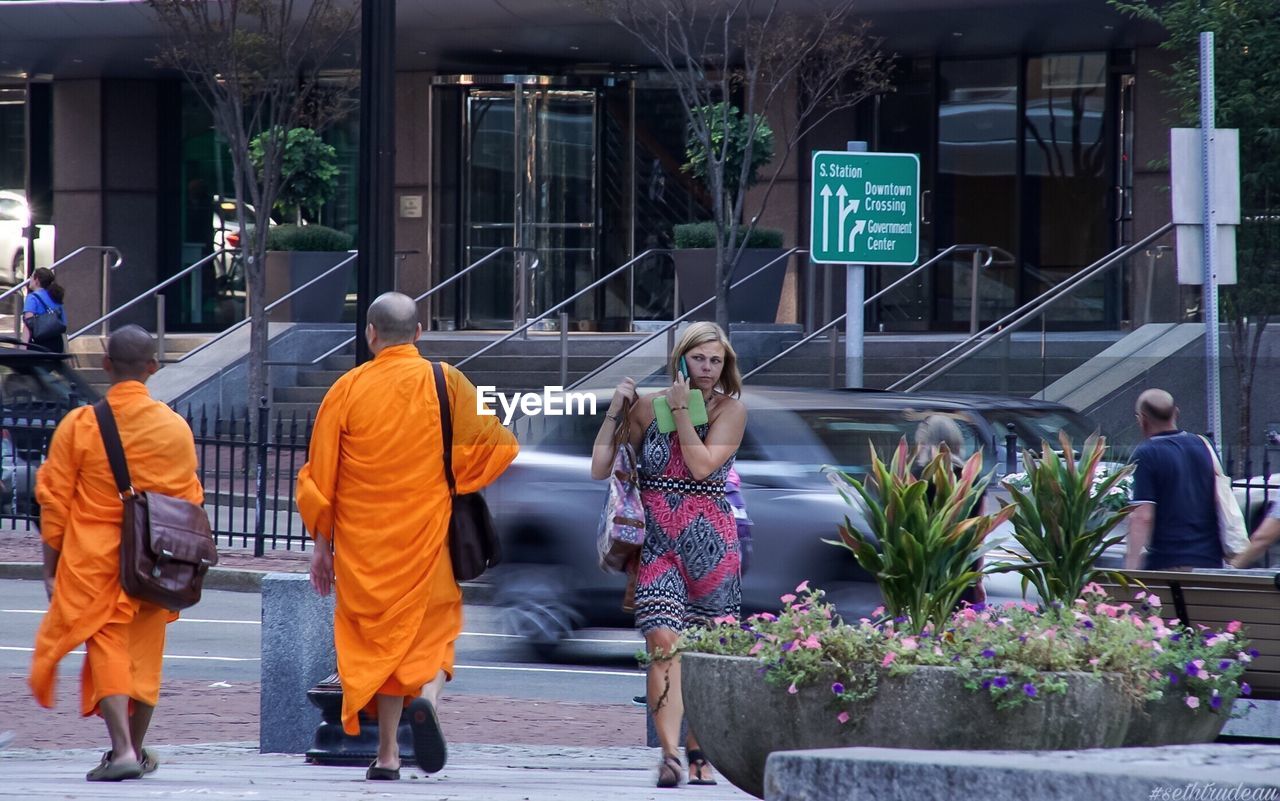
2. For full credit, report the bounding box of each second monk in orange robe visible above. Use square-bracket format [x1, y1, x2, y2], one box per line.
[297, 292, 518, 781]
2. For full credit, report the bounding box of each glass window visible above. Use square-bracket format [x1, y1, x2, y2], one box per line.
[982, 407, 1099, 453]
[794, 409, 984, 475]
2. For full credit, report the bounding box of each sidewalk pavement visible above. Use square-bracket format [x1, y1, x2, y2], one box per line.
[0, 742, 753, 800]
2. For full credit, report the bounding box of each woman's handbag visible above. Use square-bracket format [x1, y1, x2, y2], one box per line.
[432, 361, 502, 582]
[27, 292, 66, 345]
[1199, 435, 1250, 557]
[598, 404, 645, 573]
[94, 400, 218, 611]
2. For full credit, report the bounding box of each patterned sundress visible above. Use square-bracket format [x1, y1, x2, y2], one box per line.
[633, 418, 741, 634]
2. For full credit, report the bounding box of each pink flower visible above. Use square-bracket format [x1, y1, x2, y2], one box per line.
[881, 652, 897, 668]
[802, 635, 822, 649]
[1239, 651, 1253, 664]
[780, 594, 797, 604]
[748, 641, 764, 656]
[900, 637, 919, 651]
[1227, 620, 1242, 634]
[1146, 595, 1162, 609]
[1088, 658, 1100, 666]
[872, 606, 886, 618]
[836, 711, 850, 724]
[795, 580, 811, 593]
[1185, 696, 1201, 709]
[787, 683, 798, 695]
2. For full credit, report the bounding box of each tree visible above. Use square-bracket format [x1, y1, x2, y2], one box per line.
[589, 0, 893, 331]
[249, 126, 341, 224]
[150, 0, 358, 418]
[1111, 0, 1280, 460]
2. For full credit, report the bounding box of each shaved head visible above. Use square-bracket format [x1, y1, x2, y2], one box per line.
[367, 292, 419, 345]
[104, 325, 157, 383]
[1136, 389, 1176, 422]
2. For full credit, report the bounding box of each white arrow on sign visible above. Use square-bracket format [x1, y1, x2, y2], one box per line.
[820, 185, 833, 252]
[847, 219, 866, 252]
[837, 188, 860, 252]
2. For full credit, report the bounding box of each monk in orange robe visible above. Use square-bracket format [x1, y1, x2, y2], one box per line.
[297, 292, 518, 781]
[30, 324, 204, 781]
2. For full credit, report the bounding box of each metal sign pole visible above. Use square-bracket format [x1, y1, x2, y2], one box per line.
[1200, 31, 1223, 451]
[845, 140, 867, 388]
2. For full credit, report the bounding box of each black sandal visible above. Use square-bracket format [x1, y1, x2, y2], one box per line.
[365, 761, 400, 780]
[686, 749, 717, 785]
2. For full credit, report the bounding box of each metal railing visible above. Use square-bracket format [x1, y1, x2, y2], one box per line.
[566, 248, 805, 391]
[297, 246, 543, 368]
[888, 223, 1176, 392]
[1, 246, 124, 339]
[69, 248, 237, 345]
[743, 244, 1012, 384]
[171, 251, 360, 365]
[454, 248, 675, 372]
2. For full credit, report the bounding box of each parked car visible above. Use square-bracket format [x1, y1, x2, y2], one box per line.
[0, 339, 98, 513]
[212, 196, 277, 290]
[0, 191, 55, 285]
[485, 384, 1104, 654]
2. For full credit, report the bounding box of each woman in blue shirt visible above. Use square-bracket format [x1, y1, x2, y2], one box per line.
[23, 267, 67, 353]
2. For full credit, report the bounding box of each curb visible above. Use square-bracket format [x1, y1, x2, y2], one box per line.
[0, 562, 496, 604]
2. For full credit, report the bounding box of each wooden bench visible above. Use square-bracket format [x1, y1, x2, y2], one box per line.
[1100, 569, 1280, 701]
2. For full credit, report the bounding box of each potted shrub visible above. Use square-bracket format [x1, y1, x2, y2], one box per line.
[671, 102, 789, 324]
[672, 440, 1253, 798]
[263, 223, 354, 324]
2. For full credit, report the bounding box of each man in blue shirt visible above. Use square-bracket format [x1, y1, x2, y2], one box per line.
[1125, 389, 1224, 570]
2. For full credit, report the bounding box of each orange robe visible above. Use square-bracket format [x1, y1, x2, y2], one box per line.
[29, 380, 204, 715]
[296, 345, 518, 735]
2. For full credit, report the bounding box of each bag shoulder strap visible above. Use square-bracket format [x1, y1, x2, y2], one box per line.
[30, 291, 49, 314]
[93, 399, 133, 495]
[1196, 434, 1225, 477]
[431, 361, 456, 497]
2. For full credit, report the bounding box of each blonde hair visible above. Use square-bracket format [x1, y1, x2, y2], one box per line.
[669, 321, 742, 398]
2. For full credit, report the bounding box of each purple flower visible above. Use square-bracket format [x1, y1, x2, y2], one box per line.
[993, 676, 1009, 689]
[781, 641, 796, 652]
[1170, 633, 1182, 642]
[1242, 683, 1252, 696]
[1249, 648, 1260, 658]
[1082, 620, 1095, 630]
[1023, 684, 1037, 698]
[831, 682, 845, 695]
[971, 603, 988, 613]
[1219, 660, 1234, 671]
[981, 649, 996, 659]
[1185, 661, 1200, 677]
[981, 679, 992, 690]
[1018, 634, 1029, 643]
[1210, 695, 1223, 710]
[1167, 673, 1180, 686]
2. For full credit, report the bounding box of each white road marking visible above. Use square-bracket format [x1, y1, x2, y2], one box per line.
[455, 664, 642, 678]
[0, 645, 259, 662]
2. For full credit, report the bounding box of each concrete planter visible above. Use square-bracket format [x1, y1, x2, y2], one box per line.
[1121, 691, 1232, 746]
[265, 251, 353, 323]
[681, 653, 1132, 799]
[672, 248, 788, 323]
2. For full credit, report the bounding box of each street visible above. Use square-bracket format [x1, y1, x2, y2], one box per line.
[0, 578, 646, 704]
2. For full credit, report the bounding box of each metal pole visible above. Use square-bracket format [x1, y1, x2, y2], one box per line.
[970, 250, 981, 335]
[559, 312, 568, 387]
[253, 396, 269, 558]
[101, 251, 111, 336]
[1200, 31, 1223, 453]
[804, 257, 815, 335]
[829, 326, 838, 389]
[355, 0, 396, 365]
[844, 141, 868, 388]
[156, 294, 166, 363]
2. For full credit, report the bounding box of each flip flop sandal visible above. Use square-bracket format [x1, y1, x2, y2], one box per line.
[407, 698, 447, 774]
[365, 761, 400, 781]
[686, 748, 717, 785]
[86, 759, 143, 782]
[139, 748, 160, 775]
[656, 753, 683, 788]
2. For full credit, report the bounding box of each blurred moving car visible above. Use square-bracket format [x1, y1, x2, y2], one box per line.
[0, 191, 55, 285]
[0, 339, 98, 513]
[485, 385, 1104, 654]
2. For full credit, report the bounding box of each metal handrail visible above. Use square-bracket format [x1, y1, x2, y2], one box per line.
[889, 223, 1176, 392]
[68, 248, 237, 340]
[0, 246, 125, 338]
[455, 248, 674, 370]
[567, 248, 806, 390]
[299, 246, 543, 368]
[171, 251, 361, 365]
[743, 244, 1009, 381]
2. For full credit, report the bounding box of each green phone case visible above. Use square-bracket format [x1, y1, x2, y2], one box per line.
[654, 390, 708, 433]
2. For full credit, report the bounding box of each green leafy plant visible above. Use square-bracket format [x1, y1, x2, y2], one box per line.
[673, 222, 783, 250]
[1000, 433, 1134, 607]
[825, 440, 1018, 634]
[264, 223, 352, 252]
[682, 101, 775, 199]
[249, 126, 340, 223]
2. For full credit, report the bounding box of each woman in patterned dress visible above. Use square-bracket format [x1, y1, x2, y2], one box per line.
[591, 322, 747, 788]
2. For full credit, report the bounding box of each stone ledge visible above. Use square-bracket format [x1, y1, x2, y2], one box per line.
[765, 744, 1280, 801]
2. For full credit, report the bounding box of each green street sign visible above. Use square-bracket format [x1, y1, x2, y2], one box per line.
[809, 151, 920, 265]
